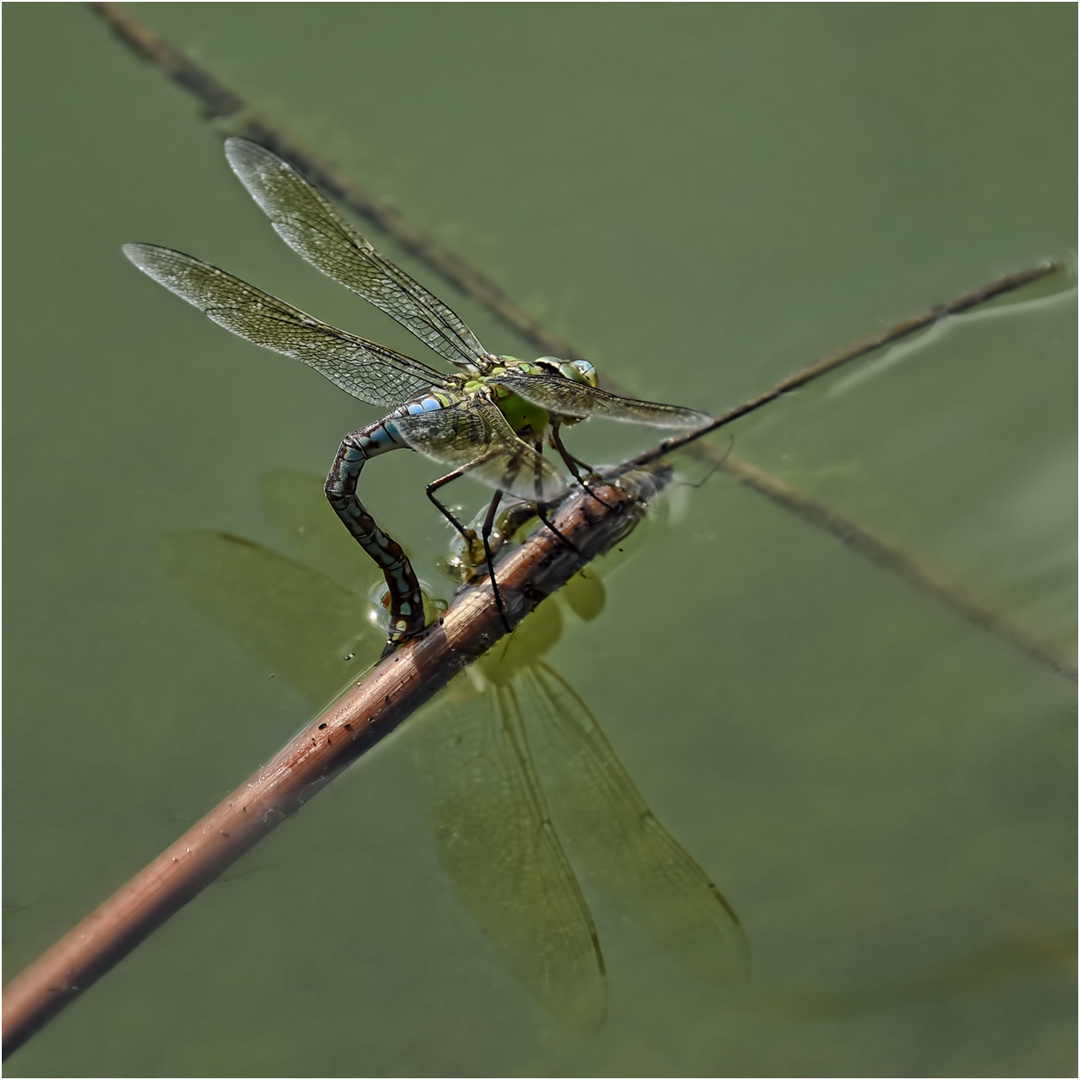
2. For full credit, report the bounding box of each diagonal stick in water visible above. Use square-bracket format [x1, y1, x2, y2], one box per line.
[1, 471, 663, 1058]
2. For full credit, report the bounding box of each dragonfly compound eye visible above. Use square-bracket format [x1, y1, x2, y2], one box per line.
[565, 359, 598, 387]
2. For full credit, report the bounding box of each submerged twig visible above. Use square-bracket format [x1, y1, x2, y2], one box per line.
[89, 2, 1073, 681]
[1, 472, 659, 1058]
[714, 454, 1077, 682]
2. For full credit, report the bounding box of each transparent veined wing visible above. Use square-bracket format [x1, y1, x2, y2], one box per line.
[124, 244, 450, 409]
[392, 398, 570, 504]
[159, 530, 380, 704]
[491, 373, 711, 429]
[225, 138, 490, 374]
[409, 671, 607, 1034]
[260, 470, 377, 593]
[525, 662, 751, 986]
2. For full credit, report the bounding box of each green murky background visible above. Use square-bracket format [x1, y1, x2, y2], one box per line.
[4, 4, 1075, 1076]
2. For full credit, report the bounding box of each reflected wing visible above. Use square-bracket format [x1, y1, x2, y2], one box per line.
[393, 398, 569, 503]
[159, 531, 380, 706]
[124, 244, 448, 409]
[409, 675, 606, 1034]
[492, 374, 710, 429]
[225, 138, 490, 373]
[260, 470, 376, 592]
[525, 663, 751, 985]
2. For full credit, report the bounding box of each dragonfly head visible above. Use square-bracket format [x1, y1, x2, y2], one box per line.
[538, 356, 598, 388]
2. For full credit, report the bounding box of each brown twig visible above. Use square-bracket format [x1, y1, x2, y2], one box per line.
[597, 264, 1075, 683]
[1, 472, 660, 1059]
[89, 1, 570, 359]
[89, 2, 1073, 682]
[715, 454, 1078, 682]
[608, 261, 1063, 478]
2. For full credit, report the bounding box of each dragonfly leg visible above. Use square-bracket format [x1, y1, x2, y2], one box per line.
[535, 506, 581, 555]
[424, 469, 479, 542]
[326, 432, 425, 655]
[479, 489, 513, 634]
[426, 455, 514, 634]
[533, 437, 582, 554]
[551, 425, 613, 509]
[423, 442, 512, 537]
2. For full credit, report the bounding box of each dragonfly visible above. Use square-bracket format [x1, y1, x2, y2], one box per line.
[160, 470, 749, 1033]
[125, 139, 709, 653]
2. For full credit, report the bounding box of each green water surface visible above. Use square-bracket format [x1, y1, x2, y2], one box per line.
[4, 4, 1075, 1076]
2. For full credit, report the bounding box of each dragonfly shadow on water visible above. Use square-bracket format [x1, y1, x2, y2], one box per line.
[160, 470, 750, 1034]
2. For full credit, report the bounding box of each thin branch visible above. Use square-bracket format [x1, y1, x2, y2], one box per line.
[716, 453, 1078, 682]
[607, 261, 1063, 477]
[1, 472, 661, 1059]
[89, 2, 571, 359]
[600, 265, 1075, 683]
[7, 249, 1071, 1050]
[90, 2, 1073, 682]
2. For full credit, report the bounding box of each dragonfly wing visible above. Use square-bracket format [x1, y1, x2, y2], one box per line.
[393, 398, 570, 503]
[260, 470, 377, 593]
[409, 675, 607, 1033]
[124, 244, 448, 408]
[159, 531, 379, 707]
[225, 138, 490, 373]
[525, 662, 751, 986]
[492, 374, 711, 429]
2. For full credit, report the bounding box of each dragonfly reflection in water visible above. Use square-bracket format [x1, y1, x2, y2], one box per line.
[160, 471, 749, 1032]
[127, 139, 709, 653]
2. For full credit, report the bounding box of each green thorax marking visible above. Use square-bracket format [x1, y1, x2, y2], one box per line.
[469, 355, 598, 439]
[493, 387, 549, 438]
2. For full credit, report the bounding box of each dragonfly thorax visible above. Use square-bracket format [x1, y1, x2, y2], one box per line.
[480, 355, 599, 439]
[490, 383, 551, 439]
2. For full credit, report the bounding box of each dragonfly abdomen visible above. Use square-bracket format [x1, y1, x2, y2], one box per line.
[349, 387, 463, 456]
[325, 418, 424, 654]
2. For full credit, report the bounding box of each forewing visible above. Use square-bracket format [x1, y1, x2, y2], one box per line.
[393, 398, 569, 503]
[124, 244, 447, 408]
[492, 374, 711, 429]
[408, 676, 607, 1033]
[526, 663, 751, 986]
[225, 138, 490, 372]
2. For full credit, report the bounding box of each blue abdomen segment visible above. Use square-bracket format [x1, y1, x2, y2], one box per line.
[354, 417, 407, 456]
[403, 395, 446, 417]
